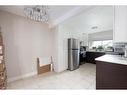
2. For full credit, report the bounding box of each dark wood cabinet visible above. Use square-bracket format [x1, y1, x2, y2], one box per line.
[85, 51, 105, 64]
[80, 53, 85, 63]
[96, 61, 127, 89]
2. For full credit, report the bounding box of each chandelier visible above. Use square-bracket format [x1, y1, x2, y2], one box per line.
[24, 6, 49, 23]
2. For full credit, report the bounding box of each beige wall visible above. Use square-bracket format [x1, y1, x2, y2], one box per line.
[50, 27, 59, 72]
[0, 11, 53, 81]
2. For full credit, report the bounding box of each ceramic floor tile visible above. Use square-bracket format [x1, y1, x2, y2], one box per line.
[7, 63, 96, 89]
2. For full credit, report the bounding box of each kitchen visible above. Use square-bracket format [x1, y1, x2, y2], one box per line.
[1, 2, 127, 95]
[0, 5, 127, 89]
[54, 6, 127, 89]
[54, 6, 114, 71]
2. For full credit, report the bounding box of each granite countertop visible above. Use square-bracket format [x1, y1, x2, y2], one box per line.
[95, 54, 127, 65]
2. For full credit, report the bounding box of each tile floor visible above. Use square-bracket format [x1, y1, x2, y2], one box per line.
[7, 63, 96, 89]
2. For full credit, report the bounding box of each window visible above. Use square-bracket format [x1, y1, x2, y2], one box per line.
[89, 40, 113, 51]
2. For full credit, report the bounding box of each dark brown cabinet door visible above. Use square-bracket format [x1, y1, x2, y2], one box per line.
[96, 61, 127, 89]
[86, 52, 105, 63]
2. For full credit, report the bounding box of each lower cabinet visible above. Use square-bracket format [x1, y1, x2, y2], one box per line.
[96, 61, 127, 89]
[85, 51, 105, 64]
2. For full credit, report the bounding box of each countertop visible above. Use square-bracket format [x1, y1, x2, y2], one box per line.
[86, 50, 119, 55]
[86, 50, 105, 53]
[95, 54, 127, 65]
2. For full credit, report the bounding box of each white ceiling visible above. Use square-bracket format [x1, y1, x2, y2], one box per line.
[0, 6, 92, 27]
[49, 6, 76, 20]
[0, 6, 113, 31]
[61, 6, 113, 34]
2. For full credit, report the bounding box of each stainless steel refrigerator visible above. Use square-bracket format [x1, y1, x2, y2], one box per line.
[68, 38, 80, 71]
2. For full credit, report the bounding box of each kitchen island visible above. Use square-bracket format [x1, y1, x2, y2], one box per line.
[95, 55, 127, 89]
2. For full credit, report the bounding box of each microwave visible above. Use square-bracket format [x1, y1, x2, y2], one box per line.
[113, 43, 125, 55]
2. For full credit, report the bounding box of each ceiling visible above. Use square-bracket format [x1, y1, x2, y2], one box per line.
[61, 6, 113, 34]
[0, 6, 93, 27]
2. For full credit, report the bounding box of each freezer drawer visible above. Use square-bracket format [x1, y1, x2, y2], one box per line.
[68, 50, 79, 70]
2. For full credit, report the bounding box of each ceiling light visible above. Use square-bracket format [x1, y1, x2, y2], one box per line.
[91, 26, 98, 29]
[24, 6, 49, 23]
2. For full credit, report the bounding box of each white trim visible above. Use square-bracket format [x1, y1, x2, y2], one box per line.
[49, 6, 95, 28]
[87, 29, 113, 34]
[113, 6, 115, 43]
[8, 71, 37, 83]
[51, 6, 82, 26]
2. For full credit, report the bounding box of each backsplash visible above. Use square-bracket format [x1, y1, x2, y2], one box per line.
[113, 42, 127, 54]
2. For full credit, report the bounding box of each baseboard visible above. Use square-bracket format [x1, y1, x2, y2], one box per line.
[8, 68, 67, 83]
[56, 67, 67, 73]
[8, 71, 37, 83]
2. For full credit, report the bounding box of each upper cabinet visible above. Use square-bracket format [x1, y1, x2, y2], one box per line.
[114, 6, 127, 42]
